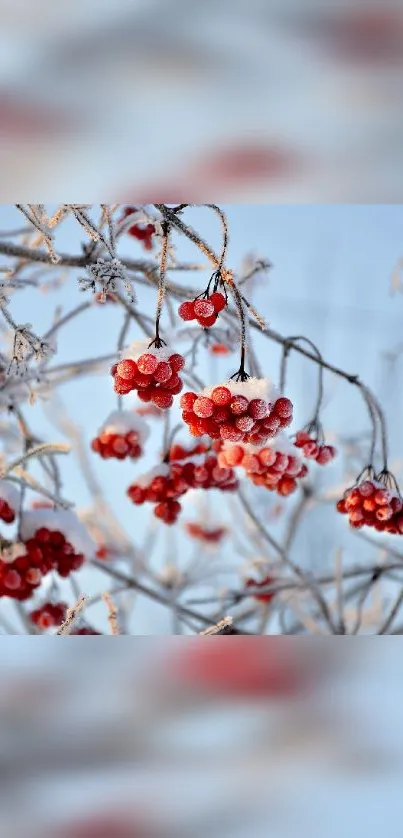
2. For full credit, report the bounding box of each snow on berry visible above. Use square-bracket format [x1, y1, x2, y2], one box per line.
[337, 476, 403, 535]
[295, 430, 337, 466]
[0, 479, 20, 524]
[180, 378, 293, 444]
[91, 410, 149, 461]
[0, 542, 44, 601]
[112, 340, 184, 409]
[217, 434, 307, 497]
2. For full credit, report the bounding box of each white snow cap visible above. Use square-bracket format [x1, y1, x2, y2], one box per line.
[203, 377, 279, 403]
[98, 409, 150, 443]
[132, 463, 170, 488]
[123, 339, 174, 364]
[0, 479, 20, 512]
[20, 509, 96, 560]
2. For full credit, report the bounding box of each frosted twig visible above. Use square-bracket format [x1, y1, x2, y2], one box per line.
[56, 595, 88, 635]
[102, 592, 120, 635]
[1, 442, 70, 477]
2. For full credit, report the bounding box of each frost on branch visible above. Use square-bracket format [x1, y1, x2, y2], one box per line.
[9, 324, 53, 375]
[79, 258, 136, 304]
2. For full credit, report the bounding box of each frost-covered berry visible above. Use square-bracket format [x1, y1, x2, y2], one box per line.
[178, 301, 196, 321]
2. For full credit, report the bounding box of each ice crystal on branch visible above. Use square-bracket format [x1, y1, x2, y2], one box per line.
[79, 258, 136, 303]
[9, 324, 53, 375]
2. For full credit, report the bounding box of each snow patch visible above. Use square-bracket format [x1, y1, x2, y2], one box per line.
[99, 410, 150, 443]
[132, 463, 170, 488]
[123, 340, 173, 364]
[20, 509, 96, 559]
[203, 377, 278, 403]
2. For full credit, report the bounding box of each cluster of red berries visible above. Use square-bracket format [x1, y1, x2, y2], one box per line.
[127, 449, 238, 525]
[91, 430, 143, 460]
[178, 292, 227, 328]
[0, 529, 86, 601]
[185, 522, 227, 544]
[30, 600, 67, 630]
[112, 344, 185, 410]
[168, 441, 210, 461]
[122, 207, 155, 250]
[245, 574, 276, 603]
[180, 380, 293, 443]
[295, 431, 337, 465]
[0, 480, 19, 524]
[218, 441, 307, 496]
[337, 477, 403, 534]
[91, 411, 149, 461]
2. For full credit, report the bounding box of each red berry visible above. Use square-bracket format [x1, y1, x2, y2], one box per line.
[235, 415, 255, 432]
[152, 392, 174, 409]
[194, 299, 215, 318]
[222, 445, 244, 466]
[213, 406, 230, 424]
[180, 392, 197, 410]
[248, 399, 270, 420]
[114, 377, 133, 395]
[211, 386, 232, 406]
[259, 448, 277, 467]
[116, 359, 138, 380]
[295, 431, 311, 447]
[210, 292, 226, 312]
[274, 397, 293, 418]
[230, 396, 249, 415]
[168, 353, 185, 372]
[154, 361, 172, 383]
[193, 397, 214, 418]
[277, 476, 297, 496]
[137, 353, 158, 374]
[137, 386, 154, 402]
[220, 424, 244, 442]
[178, 301, 196, 321]
[198, 314, 217, 328]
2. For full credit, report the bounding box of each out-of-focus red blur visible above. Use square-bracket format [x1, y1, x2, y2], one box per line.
[1, 1, 402, 199]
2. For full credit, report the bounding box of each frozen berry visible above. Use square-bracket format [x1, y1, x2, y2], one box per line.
[178, 301, 196, 321]
[137, 353, 158, 374]
[210, 292, 226, 312]
[193, 397, 214, 418]
[194, 299, 215, 318]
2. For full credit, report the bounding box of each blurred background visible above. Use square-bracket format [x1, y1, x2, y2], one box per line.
[1, 639, 403, 838]
[0, 0, 403, 199]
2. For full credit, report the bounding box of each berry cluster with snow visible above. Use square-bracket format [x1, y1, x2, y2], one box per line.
[217, 435, 307, 496]
[112, 340, 185, 409]
[337, 477, 403, 534]
[91, 410, 149, 460]
[180, 378, 293, 443]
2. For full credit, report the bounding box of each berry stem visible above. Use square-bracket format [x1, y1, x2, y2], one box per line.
[152, 219, 170, 348]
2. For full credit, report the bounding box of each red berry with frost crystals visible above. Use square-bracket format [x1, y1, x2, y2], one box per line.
[220, 424, 244, 442]
[303, 441, 319, 459]
[154, 361, 172, 383]
[235, 415, 255, 432]
[358, 481, 374, 497]
[213, 406, 230, 424]
[114, 377, 133, 395]
[117, 359, 137, 380]
[153, 392, 174, 409]
[230, 396, 249, 415]
[137, 353, 158, 374]
[169, 353, 185, 372]
[193, 396, 214, 418]
[180, 392, 197, 410]
[211, 386, 232, 406]
[178, 301, 196, 321]
[248, 399, 270, 420]
[137, 386, 153, 402]
[210, 292, 226, 312]
[274, 397, 293, 418]
[278, 476, 297, 496]
[194, 299, 215, 319]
